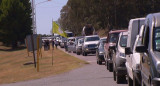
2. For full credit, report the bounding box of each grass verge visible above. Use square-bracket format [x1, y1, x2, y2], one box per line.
[0, 45, 88, 84]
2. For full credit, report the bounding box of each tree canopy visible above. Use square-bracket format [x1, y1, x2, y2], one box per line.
[0, 0, 32, 48]
[59, 0, 160, 35]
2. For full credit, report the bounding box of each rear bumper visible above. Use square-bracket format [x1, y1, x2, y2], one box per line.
[117, 67, 127, 76]
[98, 55, 105, 61]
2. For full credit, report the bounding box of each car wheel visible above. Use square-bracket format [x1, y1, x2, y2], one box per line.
[99, 61, 102, 65]
[141, 77, 145, 86]
[127, 74, 133, 86]
[113, 70, 116, 81]
[84, 52, 87, 56]
[82, 51, 84, 56]
[116, 74, 121, 84]
[108, 63, 113, 72]
[106, 61, 108, 70]
[77, 52, 80, 55]
[133, 75, 140, 86]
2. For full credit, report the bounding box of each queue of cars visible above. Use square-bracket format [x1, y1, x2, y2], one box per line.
[103, 12, 160, 86]
[58, 12, 160, 86]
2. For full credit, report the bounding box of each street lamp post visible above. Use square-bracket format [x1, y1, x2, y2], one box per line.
[31, 0, 36, 34]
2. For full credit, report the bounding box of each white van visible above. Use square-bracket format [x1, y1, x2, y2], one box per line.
[125, 18, 145, 86]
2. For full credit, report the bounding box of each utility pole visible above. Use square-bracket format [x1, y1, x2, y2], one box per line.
[31, 0, 36, 34]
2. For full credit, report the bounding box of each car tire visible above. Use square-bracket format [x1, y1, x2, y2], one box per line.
[113, 70, 116, 81]
[127, 74, 133, 86]
[82, 51, 84, 56]
[108, 63, 113, 72]
[84, 52, 87, 56]
[99, 61, 102, 65]
[141, 77, 145, 86]
[106, 61, 109, 70]
[77, 52, 80, 55]
[133, 75, 140, 86]
[116, 74, 121, 84]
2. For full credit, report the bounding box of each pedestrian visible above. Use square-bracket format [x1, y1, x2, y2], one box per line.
[46, 40, 50, 50]
[52, 39, 54, 49]
[55, 40, 58, 49]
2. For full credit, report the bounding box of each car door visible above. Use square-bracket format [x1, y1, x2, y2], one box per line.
[104, 34, 110, 60]
[141, 26, 150, 85]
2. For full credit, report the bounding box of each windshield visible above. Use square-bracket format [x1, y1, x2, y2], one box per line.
[120, 35, 127, 47]
[67, 33, 73, 37]
[101, 38, 106, 43]
[78, 39, 83, 45]
[100, 42, 104, 48]
[109, 33, 119, 43]
[153, 27, 160, 51]
[85, 36, 100, 42]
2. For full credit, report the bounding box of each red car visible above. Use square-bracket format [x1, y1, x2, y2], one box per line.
[104, 30, 127, 72]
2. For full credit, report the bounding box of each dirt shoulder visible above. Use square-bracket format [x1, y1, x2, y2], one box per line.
[0, 45, 88, 84]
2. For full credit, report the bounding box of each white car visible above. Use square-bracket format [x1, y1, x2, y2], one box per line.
[76, 38, 84, 55]
[82, 35, 100, 56]
[125, 25, 144, 86]
[113, 31, 128, 83]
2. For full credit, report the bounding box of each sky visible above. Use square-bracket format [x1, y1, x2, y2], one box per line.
[35, 0, 68, 35]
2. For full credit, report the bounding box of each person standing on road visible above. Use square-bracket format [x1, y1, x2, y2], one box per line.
[46, 40, 50, 50]
[55, 40, 58, 49]
[52, 39, 54, 49]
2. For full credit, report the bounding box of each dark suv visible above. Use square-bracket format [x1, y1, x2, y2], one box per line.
[104, 30, 127, 72]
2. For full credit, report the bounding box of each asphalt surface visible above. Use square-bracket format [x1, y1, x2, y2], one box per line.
[0, 47, 128, 86]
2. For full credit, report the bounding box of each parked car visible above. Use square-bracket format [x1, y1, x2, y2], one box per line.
[65, 37, 75, 51]
[104, 30, 127, 72]
[136, 13, 160, 86]
[60, 36, 67, 48]
[125, 25, 144, 86]
[67, 37, 76, 52]
[76, 38, 84, 55]
[125, 18, 145, 86]
[112, 31, 128, 83]
[72, 36, 84, 53]
[82, 35, 100, 56]
[96, 37, 107, 65]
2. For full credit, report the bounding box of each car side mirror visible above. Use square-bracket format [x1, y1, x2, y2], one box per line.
[136, 46, 147, 53]
[125, 47, 133, 55]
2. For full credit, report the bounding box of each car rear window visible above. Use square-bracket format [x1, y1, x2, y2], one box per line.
[109, 33, 119, 43]
[85, 36, 100, 42]
[120, 35, 128, 47]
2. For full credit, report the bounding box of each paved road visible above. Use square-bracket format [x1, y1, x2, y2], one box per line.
[0, 47, 127, 86]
